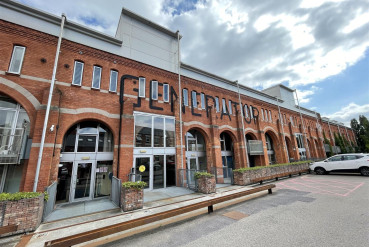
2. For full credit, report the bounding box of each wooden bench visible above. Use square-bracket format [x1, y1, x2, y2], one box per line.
[0, 224, 18, 235]
[45, 184, 275, 246]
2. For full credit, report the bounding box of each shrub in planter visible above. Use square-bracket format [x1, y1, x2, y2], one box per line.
[0, 192, 47, 237]
[121, 181, 146, 212]
[195, 172, 216, 194]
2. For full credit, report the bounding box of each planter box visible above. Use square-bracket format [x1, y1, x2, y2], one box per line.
[234, 163, 310, 186]
[0, 194, 44, 237]
[197, 176, 216, 194]
[121, 187, 143, 212]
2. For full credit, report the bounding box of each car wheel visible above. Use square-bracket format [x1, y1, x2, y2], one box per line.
[315, 167, 326, 175]
[360, 167, 369, 176]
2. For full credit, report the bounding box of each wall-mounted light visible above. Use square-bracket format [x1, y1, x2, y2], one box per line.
[79, 51, 83, 55]
[40, 58, 47, 63]
[64, 64, 70, 69]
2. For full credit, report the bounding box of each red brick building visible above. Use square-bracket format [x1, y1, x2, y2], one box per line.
[0, 1, 356, 204]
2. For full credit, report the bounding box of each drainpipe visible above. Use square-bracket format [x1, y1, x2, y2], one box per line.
[236, 80, 249, 167]
[33, 14, 66, 192]
[294, 89, 310, 159]
[314, 111, 323, 157]
[177, 31, 184, 170]
[275, 97, 288, 162]
[118, 75, 139, 179]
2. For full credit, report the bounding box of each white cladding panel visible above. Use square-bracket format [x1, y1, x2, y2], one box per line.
[116, 14, 179, 73]
[280, 87, 295, 106]
[0, 4, 122, 56]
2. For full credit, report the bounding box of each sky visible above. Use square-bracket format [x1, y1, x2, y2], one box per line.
[16, 0, 369, 127]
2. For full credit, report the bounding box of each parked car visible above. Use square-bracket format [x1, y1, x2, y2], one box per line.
[309, 154, 369, 176]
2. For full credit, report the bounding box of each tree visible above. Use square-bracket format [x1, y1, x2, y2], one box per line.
[350, 115, 369, 153]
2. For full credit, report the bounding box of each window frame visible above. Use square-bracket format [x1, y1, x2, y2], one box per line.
[109, 70, 118, 92]
[228, 100, 232, 114]
[261, 108, 264, 121]
[200, 93, 205, 109]
[91, 65, 102, 89]
[163, 84, 169, 102]
[215, 97, 220, 112]
[222, 98, 227, 114]
[269, 110, 272, 122]
[139, 77, 146, 98]
[192, 91, 197, 108]
[151, 80, 158, 100]
[8, 45, 26, 74]
[183, 88, 188, 106]
[72, 61, 84, 86]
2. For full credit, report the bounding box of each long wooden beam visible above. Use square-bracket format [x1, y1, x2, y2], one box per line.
[45, 184, 275, 247]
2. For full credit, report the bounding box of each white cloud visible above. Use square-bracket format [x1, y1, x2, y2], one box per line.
[295, 86, 320, 104]
[324, 103, 369, 127]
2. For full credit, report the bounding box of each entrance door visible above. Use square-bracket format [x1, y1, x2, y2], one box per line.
[134, 156, 151, 189]
[71, 161, 95, 202]
[187, 157, 198, 185]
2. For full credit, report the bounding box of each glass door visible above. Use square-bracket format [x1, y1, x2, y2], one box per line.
[71, 161, 94, 202]
[187, 157, 198, 186]
[134, 156, 151, 189]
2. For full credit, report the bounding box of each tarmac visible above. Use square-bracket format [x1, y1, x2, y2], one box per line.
[0, 184, 271, 247]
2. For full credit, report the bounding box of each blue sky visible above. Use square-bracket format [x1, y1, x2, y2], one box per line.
[16, 0, 369, 126]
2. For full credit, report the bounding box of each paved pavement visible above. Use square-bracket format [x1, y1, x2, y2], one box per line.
[102, 174, 369, 247]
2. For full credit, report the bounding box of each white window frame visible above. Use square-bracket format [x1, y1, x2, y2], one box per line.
[8, 46, 26, 74]
[222, 98, 227, 114]
[183, 89, 188, 106]
[200, 93, 205, 109]
[72, 61, 84, 86]
[163, 84, 169, 102]
[109, 70, 118, 92]
[192, 91, 197, 108]
[249, 105, 254, 119]
[228, 100, 232, 114]
[244, 105, 249, 118]
[139, 77, 146, 98]
[265, 109, 268, 122]
[215, 97, 220, 112]
[151, 81, 158, 100]
[91, 66, 102, 89]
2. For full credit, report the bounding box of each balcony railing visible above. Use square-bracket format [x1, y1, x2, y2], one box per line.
[0, 127, 24, 164]
[248, 140, 264, 155]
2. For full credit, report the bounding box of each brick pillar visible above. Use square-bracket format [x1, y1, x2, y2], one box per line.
[234, 109, 247, 169]
[277, 120, 289, 163]
[208, 108, 223, 182]
[174, 99, 186, 186]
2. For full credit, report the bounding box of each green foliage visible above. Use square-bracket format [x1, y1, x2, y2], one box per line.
[122, 181, 147, 190]
[194, 172, 214, 179]
[0, 192, 45, 201]
[323, 131, 333, 157]
[234, 160, 312, 173]
[351, 115, 369, 153]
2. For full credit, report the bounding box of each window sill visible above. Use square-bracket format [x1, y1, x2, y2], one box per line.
[5, 71, 21, 76]
[71, 83, 82, 87]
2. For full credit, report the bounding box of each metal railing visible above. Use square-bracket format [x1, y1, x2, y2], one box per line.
[211, 167, 233, 184]
[248, 140, 264, 155]
[128, 173, 142, 182]
[43, 181, 57, 221]
[0, 127, 25, 164]
[178, 169, 206, 191]
[111, 176, 121, 207]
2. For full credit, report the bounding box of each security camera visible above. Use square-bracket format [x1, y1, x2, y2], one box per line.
[50, 125, 55, 132]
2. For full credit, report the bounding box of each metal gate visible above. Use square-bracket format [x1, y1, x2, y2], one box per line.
[111, 176, 121, 207]
[43, 181, 57, 221]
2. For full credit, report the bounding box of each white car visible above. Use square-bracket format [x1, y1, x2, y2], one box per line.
[309, 153, 369, 176]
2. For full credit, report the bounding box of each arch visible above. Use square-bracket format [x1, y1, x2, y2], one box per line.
[265, 130, 282, 165]
[245, 132, 263, 167]
[285, 136, 296, 162]
[185, 127, 209, 172]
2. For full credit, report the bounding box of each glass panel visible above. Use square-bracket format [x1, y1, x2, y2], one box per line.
[3, 164, 23, 193]
[222, 98, 226, 113]
[9, 46, 25, 73]
[72, 61, 83, 86]
[163, 84, 169, 102]
[227, 156, 234, 169]
[222, 156, 226, 167]
[92, 66, 101, 89]
[74, 162, 92, 199]
[154, 117, 164, 147]
[198, 156, 207, 170]
[78, 122, 98, 134]
[135, 115, 152, 147]
[77, 135, 96, 152]
[166, 155, 176, 187]
[187, 139, 196, 151]
[220, 140, 225, 151]
[139, 77, 146, 98]
[94, 161, 112, 198]
[192, 91, 197, 108]
[196, 133, 205, 152]
[0, 165, 5, 193]
[228, 100, 232, 114]
[16, 111, 30, 130]
[135, 157, 150, 189]
[0, 94, 17, 109]
[62, 128, 76, 152]
[153, 155, 164, 189]
[200, 93, 205, 109]
[98, 126, 113, 152]
[56, 162, 73, 203]
[189, 158, 197, 170]
[244, 104, 249, 118]
[215, 97, 219, 112]
[165, 118, 175, 147]
[183, 89, 188, 106]
[152, 81, 158, 100]
[109, 70, 118, 92]
[0, 109, 15, 128]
